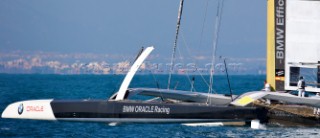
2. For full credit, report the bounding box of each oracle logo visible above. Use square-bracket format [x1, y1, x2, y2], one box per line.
[26, 105, 44, 112]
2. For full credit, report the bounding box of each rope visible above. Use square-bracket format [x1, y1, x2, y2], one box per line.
[199, 0, 210, 49]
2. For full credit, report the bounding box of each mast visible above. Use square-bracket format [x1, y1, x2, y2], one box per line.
[208, 0, 224, 94]
[168, 0, 184, 89]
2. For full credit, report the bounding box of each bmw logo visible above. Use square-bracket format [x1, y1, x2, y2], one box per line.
[18, 103, 24, 115]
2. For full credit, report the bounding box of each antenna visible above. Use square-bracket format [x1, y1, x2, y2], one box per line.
[134, 47, 144, 62]
[191, 76, 195, 92]
[223, 58, 233, 101]
[174, 81, 180, 90]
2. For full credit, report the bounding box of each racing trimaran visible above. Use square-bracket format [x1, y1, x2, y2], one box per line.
[1, 45, 266, 124]
[1, 0, 267, 126]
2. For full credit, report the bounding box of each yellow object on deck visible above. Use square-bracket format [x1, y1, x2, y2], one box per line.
[236, 96, 255, 106]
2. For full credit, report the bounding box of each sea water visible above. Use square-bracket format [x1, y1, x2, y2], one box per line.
[1, 74, 320, 137]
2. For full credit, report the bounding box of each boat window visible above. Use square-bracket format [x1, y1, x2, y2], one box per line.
[289, 67, 319, 88]
[128, 94, 157, 101]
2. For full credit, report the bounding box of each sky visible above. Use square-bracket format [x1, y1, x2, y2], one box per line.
[0, 0, 267, 62]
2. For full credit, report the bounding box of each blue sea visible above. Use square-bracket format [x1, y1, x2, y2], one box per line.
[1, 74, 320, 137]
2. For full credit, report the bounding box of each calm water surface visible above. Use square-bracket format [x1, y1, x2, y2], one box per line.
[1, 74, 320, 137]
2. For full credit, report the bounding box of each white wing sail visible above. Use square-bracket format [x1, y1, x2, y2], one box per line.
[115, 46, 154, 100]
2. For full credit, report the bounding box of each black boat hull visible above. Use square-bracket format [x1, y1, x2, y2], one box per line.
[2, 99, 267, 123]
[51, 100, 267, 123]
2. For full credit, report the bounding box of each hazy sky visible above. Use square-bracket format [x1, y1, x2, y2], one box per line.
[0, 0, 266, 61]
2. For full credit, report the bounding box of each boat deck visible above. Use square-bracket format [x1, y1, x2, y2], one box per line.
[253, 100, 320, 126]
